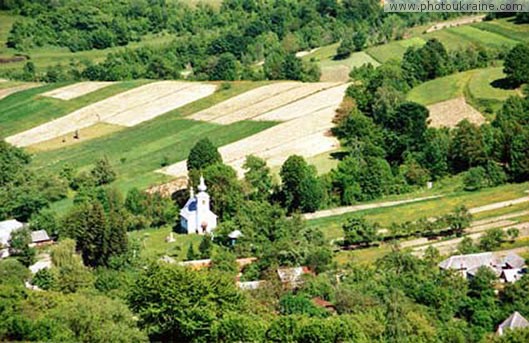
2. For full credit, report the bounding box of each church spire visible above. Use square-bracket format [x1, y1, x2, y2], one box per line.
[197, 175, 207, 192]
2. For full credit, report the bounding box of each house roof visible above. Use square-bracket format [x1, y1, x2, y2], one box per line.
[498, 311, 529, 333]
[31, 230, 51, 243]
[439, 252, 498, 270]
[277, 266, 311, 285]
[0, 219, 24, 245]
[312, 297, 335, 309]
[503, 253, 526, 269]
[502, 269, 524, 283]
[228, 230, 243, 239]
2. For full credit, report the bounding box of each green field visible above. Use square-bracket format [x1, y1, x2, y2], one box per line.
[366, 37, 425, 63]
[473, 18, 529, 43]
[0, 80, 150, 138]
[406, 66, 519, 113]
[30, 82, 276, 192]
[309, 181, 529, 241]
[407, 69, 476, 105]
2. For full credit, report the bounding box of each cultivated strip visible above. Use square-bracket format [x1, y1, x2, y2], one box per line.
[0, 83, 40, 101]
[427, 97, 485, 128]
[41, 81, 116, 100]
[6, 81, 216, 147]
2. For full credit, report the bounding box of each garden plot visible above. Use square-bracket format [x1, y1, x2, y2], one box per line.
[190, 82, 301, 121]
[0, 83, 40, 100]
[161, 106, 340, 178]
[6, 81, 216, 147]
[427, 97, 485, 128]
[253, 83, 349, 122]
[42, 81, 115, 100]
[192, 82, 339, 125]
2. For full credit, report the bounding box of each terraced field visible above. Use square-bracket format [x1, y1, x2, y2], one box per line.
[407, 66, 519, 125]
[6, 81, 217, 147]
[161, 83, 348, 179]
[0, 80, 151, 138]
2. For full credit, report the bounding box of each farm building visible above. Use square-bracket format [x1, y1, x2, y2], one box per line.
[277, 266, 313, 289]
[30, 230, 53, 247]
[439, 252, 526, 283]
[179, 176, 217, 235]
[497, 311, 529, 336]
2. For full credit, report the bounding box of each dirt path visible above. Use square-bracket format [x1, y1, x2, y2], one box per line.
[425, 15, 486, 33]
[469, 197, 529, 214]
[413, 222, 529, 256]
[0, 83, 40, 100]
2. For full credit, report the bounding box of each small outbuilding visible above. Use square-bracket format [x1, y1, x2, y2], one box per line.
[0, 219, 25, 258]
[30, 230, 53, 247]
[497, 311, 529, 336]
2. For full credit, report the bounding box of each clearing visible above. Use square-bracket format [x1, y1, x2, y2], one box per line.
[41, 81, 116, 100]
[6, 81, 217, 147]
[427, 97, 485, 128]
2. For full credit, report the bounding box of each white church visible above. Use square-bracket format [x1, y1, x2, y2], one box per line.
[179, 176, 217, 235]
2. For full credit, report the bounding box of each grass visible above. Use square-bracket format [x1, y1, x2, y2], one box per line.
[306, 150, 340, 175]
[466, 67, 520, 113]
[0, 80, 28, 89]
[0, 80, 150, 138]
[129, 226, 203, 261]
[309, 182, 529, 241]
[473, 18, 529, 44]
[302, 44, 380, 81]
[407, 70, 476, 105]
[27, 122, 125, 152]
[366, 37, 425, 63]
[30, 82, 277, 192]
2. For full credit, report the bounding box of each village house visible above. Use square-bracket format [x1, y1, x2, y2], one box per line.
[497, 311, 529, 336]
[179, 176, 217, 235]
[277, 266, 313, 289]
[30, 230, 53, 247]
[439, 251, 526, 283]
[0, 219, 25, 258]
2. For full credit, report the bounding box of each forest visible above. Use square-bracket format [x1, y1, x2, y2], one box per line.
[2, 0, 463, 81]
[1, 1, 529, 342]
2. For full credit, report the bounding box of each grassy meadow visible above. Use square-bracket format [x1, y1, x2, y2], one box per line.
[0, 80, 151, 137]
[309, 181, 529, 241]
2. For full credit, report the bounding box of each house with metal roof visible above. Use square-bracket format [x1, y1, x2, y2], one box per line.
[439, 251, 526, 283]
[0, 219, 25, 258]
[497, 311, 529, 335]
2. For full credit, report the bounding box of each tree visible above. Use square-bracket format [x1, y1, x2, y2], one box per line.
[128, 263, 244, 342]
[211, 52, 239, 81]
[504, 43, 529, 85]
[187, 138, 222, 171]
[50, 239, 93, 293]
[198, 234, 213, 259]
[447, 205, 472, 237]
[210, 248, 238, 275]
[342, 216, 379, 247]
[478, 228, 505, 251]
[186, 242, 197, 261]
[280, 155, 323, 213]
[463, 166, 487, 191]
[335, 37, 354, 60]
[243, 155, 273, 201]
[450, 120, 487, 173]
[457, 236, 479, 254]
[90, 157, 116, 186]
[0, 259, 30, 285]
[8, 228, 35, 267]
[203, 163, 244, 220]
